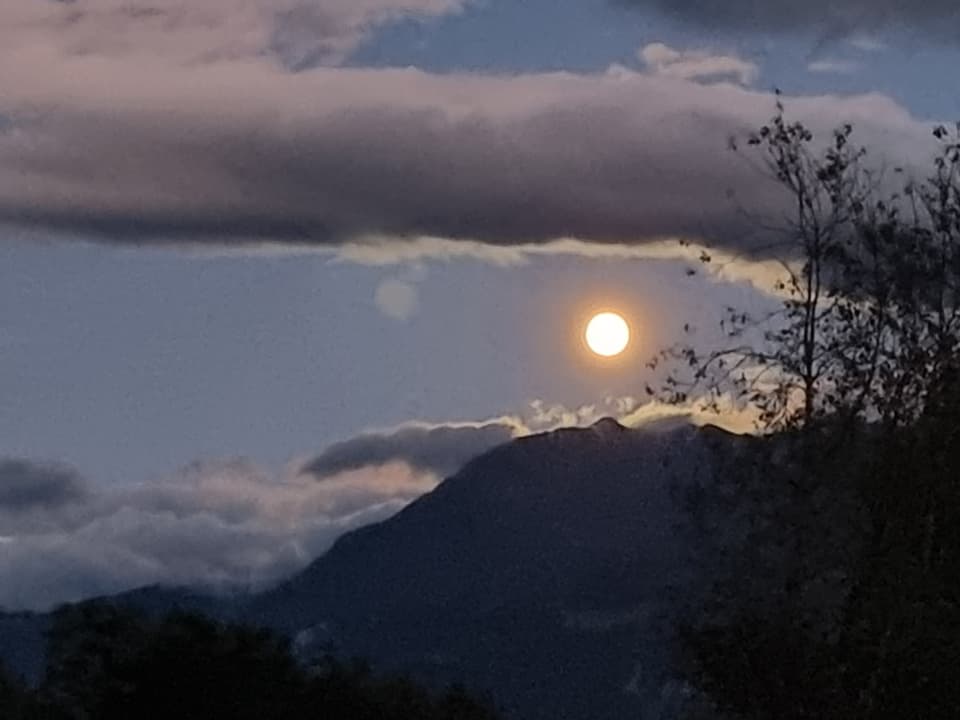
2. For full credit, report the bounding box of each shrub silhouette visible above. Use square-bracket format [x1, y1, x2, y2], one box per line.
[26, 603, 499, 720]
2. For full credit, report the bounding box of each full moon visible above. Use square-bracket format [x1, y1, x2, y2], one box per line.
[585, 312, 630, 357]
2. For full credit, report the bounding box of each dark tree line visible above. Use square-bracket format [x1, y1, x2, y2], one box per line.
[0, 603, 499, 720]
[660, 101, 960, 719]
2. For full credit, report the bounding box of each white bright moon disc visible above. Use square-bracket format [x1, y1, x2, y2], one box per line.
[585, 312, 630, 357]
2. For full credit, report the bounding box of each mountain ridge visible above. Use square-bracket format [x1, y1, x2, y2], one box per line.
[244, 420, 750, 719]
[1, 421, 755, 719]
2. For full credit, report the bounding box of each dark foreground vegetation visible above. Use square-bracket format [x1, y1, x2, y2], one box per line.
[0, 603, 498, 720]
[661, 101, 960, 718]
[678, 404, 960, 719]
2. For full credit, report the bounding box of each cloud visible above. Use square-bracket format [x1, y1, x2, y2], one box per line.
[299, 392, 760, 485]
[0, 0, 466, 69]
[0, 389, 763, 610]
[639, 43, 759, 86]
[526, 399, 623, 429]
[0, 456, 436, 611]
[301, 420, 524, 479]
[525, 394, 760, 435]
[615, 0, 960, 41]
[196, 234, 794, 297]
[299, 394, 699, 483]
[847, 35, 887, 52]
[808, 59, 861, 75]
[0, 415, 522, 610]
[0, 460, 89, 511]
[334, 237, 793, 297]
[620, 396, 761, 435]
[0, 15, 934, 258]
[0, 416, 539, 610]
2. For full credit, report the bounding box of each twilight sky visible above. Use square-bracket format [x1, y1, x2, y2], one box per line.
[1, 0, 957, 609]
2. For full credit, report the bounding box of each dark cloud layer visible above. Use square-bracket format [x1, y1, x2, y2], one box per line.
[302, 421, 519, 479]
[616, 0, 960, 39]
[0, 460, 89, 511]
[0, 63, 931, 258]
[0, 456, 435, 611]
[0, 2, 941, 258]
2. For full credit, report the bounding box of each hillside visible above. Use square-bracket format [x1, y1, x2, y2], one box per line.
[248, 420, 756, 719]
[2, 420, 766, 719]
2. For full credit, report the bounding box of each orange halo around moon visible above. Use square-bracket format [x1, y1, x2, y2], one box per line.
[585, 312, 630, 357]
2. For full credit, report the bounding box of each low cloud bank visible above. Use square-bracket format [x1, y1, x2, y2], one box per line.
[0, 458, 434, 611]
[0, 395, 756, 611]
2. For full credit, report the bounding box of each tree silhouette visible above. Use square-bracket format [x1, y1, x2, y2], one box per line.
[653, 99, 960, 440]
[663, 104, 960, 719]
[0, 661, 32, 720]
[34, 603, 500, 720]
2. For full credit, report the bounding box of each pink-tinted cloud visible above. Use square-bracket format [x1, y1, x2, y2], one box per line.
[1, 0, 465, 68]
[639, 43, 759, 85]
[0, 9, 935, 256]
[0, 456, 436, 611]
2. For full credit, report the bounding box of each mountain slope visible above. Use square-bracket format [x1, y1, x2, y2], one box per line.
[250, 420, 752, 720]
[0, 420, 758, 719]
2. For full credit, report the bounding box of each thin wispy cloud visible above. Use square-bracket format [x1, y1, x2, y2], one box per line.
[335, 237, 796, 297]
[848, 34, 888, 52]
[808, 59, 862, 74]
[639, 43, 759, 86]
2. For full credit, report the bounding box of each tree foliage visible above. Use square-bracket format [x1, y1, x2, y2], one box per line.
[664, 103, 960, 719]
[0, 661, 31, 720]
[9, 603, 499, 720]
[653, 97, 960, 436]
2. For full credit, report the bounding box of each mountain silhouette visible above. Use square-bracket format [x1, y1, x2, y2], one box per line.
[248, 419, 750, 719]
[0, 421, 755, 719]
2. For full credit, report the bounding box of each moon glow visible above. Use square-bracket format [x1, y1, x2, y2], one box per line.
[585, 312, 630, 357]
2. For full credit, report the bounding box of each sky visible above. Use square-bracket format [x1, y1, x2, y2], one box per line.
[1, 0, 958, 610]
